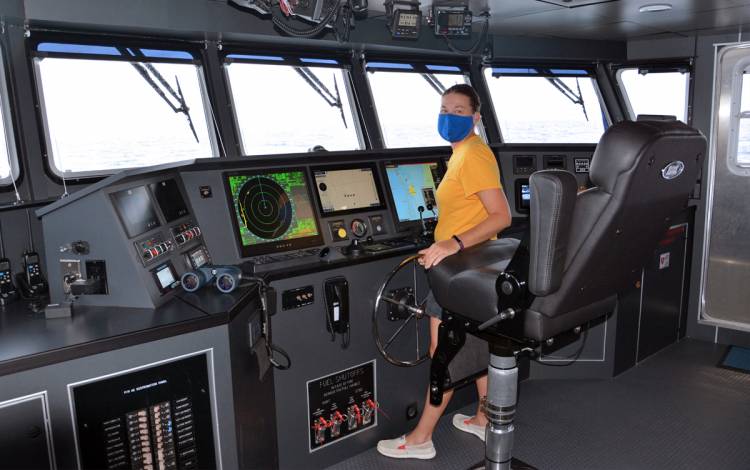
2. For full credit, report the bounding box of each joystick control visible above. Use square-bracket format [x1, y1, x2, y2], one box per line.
[342, 239, 365, 257]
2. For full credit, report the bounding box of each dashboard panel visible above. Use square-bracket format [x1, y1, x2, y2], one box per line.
[39, 147, 594, 309]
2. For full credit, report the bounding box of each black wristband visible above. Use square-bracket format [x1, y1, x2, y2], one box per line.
[452, 235, 464, 251]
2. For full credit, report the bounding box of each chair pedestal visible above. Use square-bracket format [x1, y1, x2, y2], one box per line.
[485, 353, 517, 469]
[472, 351, 536, 470]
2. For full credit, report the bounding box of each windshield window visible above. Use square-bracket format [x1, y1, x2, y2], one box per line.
[737, 72, 750, 166]
[617, 68, 689, 122]
[367, 65, 470, 148]
[0, 49, 18, 185]
[34, 44, 215, 177]
[224, 58, 361, 155]
[483, 68, 607, 143]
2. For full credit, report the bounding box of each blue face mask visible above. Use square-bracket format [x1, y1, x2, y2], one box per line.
[438, 113, 474, 143]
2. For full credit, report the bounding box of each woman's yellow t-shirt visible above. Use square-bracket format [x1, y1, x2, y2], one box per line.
[434, 134, 502, 242]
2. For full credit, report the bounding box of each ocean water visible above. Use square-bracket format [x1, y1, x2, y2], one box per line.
[40, 118, 750, 174]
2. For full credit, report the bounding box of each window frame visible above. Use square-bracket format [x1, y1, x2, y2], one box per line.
[728, 59, 750, 173]
[481, 64, 611, 144]
[611, 59, 693, 124]
[0, 43, 20, 188]
[220, 50, 365, 156]
[29, 37, 218, 181]
[362, 59, 487, 149]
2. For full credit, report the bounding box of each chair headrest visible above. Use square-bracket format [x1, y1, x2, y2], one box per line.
[590, 120, 702, 195]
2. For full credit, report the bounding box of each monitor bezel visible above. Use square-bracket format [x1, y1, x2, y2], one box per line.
[110, 185, 162, 239]
[381, 158, 445, 233]
[148, 177, 190, 223]
[310, 162, 387, 217]
[223, 167, 325, 258]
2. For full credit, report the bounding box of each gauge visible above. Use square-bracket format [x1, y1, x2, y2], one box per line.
[351, 219, 368, 238]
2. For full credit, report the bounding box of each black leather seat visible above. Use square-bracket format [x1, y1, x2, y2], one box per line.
[426, 120, 706, 470]
[429, 120, 706, 342]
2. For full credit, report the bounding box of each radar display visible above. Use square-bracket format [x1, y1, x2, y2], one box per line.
[226, 170, 320, 254]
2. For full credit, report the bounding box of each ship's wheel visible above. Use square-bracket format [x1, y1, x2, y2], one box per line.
[237, 176, 293, 239]
[373, 255, 432, 367]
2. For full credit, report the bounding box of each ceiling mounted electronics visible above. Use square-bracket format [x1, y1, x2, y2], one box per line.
[638, 3, 672, 12]
[430, 0, 472, 37]
[385, 0, 422, 39]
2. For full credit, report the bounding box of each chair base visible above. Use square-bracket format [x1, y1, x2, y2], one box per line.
[469, 457, 538, 470]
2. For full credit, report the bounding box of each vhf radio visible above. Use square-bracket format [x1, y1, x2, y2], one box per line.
[0, 220, 18, 306]
[16, 210, 47, 298]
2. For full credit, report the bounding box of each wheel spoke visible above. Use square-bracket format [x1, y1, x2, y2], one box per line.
[415, 314, 420, 360]
[384, 314, 414, 351]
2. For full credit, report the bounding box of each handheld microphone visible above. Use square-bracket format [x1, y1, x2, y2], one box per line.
[417, 205, 427, 236]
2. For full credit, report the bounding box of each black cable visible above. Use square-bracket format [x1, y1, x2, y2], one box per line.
[441, 14, 489, 55]
[243, 274, 292, 370]
[271, 0, 341, 38]
[529, 328, 589, 367]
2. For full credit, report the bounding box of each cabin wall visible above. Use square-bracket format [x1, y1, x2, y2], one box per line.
[629, 29, 750, 348]
[0, 0, 625, 283]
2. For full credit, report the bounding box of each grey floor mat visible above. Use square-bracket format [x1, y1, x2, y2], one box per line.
[327, 339, 750, 470]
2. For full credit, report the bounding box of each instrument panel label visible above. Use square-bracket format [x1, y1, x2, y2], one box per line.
[306, 360, 377, 452]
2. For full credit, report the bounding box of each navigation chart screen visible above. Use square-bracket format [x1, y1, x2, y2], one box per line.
[225, 169, 323, 257]
[385, 161, 441, 224]
[313, 166, 383, 215]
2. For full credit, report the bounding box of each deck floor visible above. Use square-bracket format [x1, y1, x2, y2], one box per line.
[327, 339, 750, 470]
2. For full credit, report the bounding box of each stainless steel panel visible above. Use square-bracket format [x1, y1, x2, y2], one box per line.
[700, 42, 750, 331]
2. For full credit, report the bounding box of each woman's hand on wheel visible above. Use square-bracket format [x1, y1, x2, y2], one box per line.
[418, 239, 460, 269]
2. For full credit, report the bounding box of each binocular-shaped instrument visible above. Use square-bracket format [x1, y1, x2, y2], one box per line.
[180, 265, 243, 294]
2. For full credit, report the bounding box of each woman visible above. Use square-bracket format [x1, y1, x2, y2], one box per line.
[377, 84, 512, 460]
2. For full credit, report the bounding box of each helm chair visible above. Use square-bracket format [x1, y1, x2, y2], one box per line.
[427, 120, 706, 469]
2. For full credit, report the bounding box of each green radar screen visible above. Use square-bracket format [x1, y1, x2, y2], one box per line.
[228, 171, 319, 247]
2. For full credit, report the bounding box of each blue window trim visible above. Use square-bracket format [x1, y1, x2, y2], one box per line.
[425, 64, 461, 72]
[300, 57, 339, 65]
[366, 62, 414, 70]
[35, 42, 195, 61]
[225, 53, 285, 62]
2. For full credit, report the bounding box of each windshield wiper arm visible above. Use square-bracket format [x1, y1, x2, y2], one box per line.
[421, 73, 447, 96]
[293, 66, 347, 128]
[543, 73, 589, 121]
[117, 48, 200, 142]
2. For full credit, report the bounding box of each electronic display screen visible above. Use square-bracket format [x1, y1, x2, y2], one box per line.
[384, 161, 441, 224]
[398, 12, 418, 27]
[187, 246, 210, 269]
[516, 179, 531, 212]
[151, 262, 177, 294]
[313, 165, 384, 215]
[149, 178, 189, 223]
[225, 169, 323, 257]
[111, 186, 161, 238]
[448, 13, 464, 26]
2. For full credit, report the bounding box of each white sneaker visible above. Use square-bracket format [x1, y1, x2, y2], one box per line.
[376, 435, 436, 460]
[452, 413, 486, 441]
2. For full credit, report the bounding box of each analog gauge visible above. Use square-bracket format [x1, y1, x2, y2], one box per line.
[351, 219, 368, 238]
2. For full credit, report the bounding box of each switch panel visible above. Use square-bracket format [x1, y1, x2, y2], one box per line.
[282, 285, 315, 310]
[329, 220, 348, 241]
[307, 361, 376, 451]
[369, 215, 387, 236]
[135, 233, 173, 266]
[574, 158, 591, 173]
